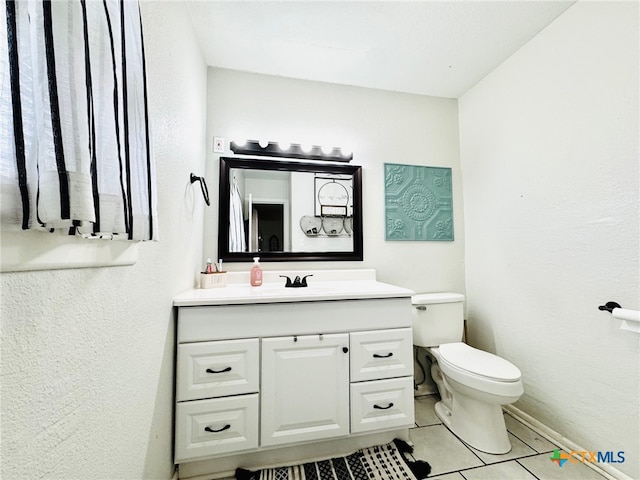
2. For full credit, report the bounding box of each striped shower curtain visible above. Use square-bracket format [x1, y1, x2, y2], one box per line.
[0, 0, 157, 241]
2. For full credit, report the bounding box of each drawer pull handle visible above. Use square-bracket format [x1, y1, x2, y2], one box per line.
[204, 424, 231, 433]
[206, 367, 232, 374]
[373, 352, 393, 358]
[373, 402, 394, 410]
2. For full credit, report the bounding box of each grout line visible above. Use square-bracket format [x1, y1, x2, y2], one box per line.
[503, 412, 557, 454]
[452, 456, 538, 479]
[515, 458, 542, 480]
[414, 398, 634, 480]
[460, 439, 487, 466]
[415, 404, 562, 478]
[414, 397, 626, 480]
[508, 432, 557, 455]
[504, 405, 631, 480]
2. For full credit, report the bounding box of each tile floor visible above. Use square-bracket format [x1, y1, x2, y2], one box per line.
[411, 394, 608, 480]
[220, 394, 610, 480]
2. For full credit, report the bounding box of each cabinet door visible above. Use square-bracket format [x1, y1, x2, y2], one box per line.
[350, 328, 413, 382]
[261, 334, 349, 447]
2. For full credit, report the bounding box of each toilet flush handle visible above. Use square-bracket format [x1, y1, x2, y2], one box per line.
[415, 305, 427, 311]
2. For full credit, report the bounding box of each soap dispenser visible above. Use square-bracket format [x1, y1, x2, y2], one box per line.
[250, 257, 263, 286]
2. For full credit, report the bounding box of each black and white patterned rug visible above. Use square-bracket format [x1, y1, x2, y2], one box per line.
[235, 439, 431, 480]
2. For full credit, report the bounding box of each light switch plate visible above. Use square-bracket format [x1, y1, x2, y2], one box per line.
[213, 137, 225, 153]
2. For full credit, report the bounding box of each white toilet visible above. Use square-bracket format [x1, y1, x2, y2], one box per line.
[412, 293, 524, 454]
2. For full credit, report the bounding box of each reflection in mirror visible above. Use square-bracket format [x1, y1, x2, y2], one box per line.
[218, 157, 363, 262]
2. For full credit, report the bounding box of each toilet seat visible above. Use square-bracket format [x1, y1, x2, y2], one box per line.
[438, 343, 521, 382]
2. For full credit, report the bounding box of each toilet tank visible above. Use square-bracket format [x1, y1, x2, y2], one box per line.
[412, 292, 465, 347]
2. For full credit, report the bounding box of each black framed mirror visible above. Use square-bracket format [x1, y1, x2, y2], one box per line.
[218, 157, 363, 262]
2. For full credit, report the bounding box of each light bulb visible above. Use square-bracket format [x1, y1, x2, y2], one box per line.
[279, 142, 291, 151]
[321, 145, 334, 155]
[233, 139, 247, 147]
[258, 139, 269, 148]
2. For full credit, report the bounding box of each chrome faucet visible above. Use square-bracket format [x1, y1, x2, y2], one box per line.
[280, 274, 313, 288]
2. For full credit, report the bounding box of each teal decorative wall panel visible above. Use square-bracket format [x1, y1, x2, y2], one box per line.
[384, 163, 454, 241]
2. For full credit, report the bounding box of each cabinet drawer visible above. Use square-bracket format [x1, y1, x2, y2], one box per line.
[177, 338, 259, 401]
[350, 328, 413, 382]
[175, 394, 259, 462]
[350, 377, 415, 434]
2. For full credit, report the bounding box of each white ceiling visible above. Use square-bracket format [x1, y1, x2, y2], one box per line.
[186, 1, 575, 99]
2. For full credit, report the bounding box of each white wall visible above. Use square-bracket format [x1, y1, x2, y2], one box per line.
[204, 68, 465, 292]
[0, 2, 207, 479]
[459, 1, 639, 477]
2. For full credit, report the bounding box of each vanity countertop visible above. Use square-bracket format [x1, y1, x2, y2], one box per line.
[173, 269, 414, 307]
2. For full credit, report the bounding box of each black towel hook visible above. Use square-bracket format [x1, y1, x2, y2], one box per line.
[190, 173, 210, 206]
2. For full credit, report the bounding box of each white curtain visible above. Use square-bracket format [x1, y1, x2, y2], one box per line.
[229, 179, 246, 252]
[0, 0, 157, 241]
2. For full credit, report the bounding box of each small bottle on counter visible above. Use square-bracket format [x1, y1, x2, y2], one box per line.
[250, 257, 263, 286]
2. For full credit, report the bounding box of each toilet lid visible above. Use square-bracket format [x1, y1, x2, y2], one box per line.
[438, 343, 521, 382]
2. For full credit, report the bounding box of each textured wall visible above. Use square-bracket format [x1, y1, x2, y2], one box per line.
[459, 2, 639, 477]
[0, 2, 207, 479]
[203, 69, 465, 293]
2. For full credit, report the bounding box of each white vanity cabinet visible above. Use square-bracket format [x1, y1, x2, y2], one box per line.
[173, 270, 415, 478]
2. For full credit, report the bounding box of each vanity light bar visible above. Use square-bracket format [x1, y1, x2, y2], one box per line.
[230, 140, 353, 162]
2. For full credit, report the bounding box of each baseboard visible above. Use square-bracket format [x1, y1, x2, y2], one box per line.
[504, 405, 634, 480]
